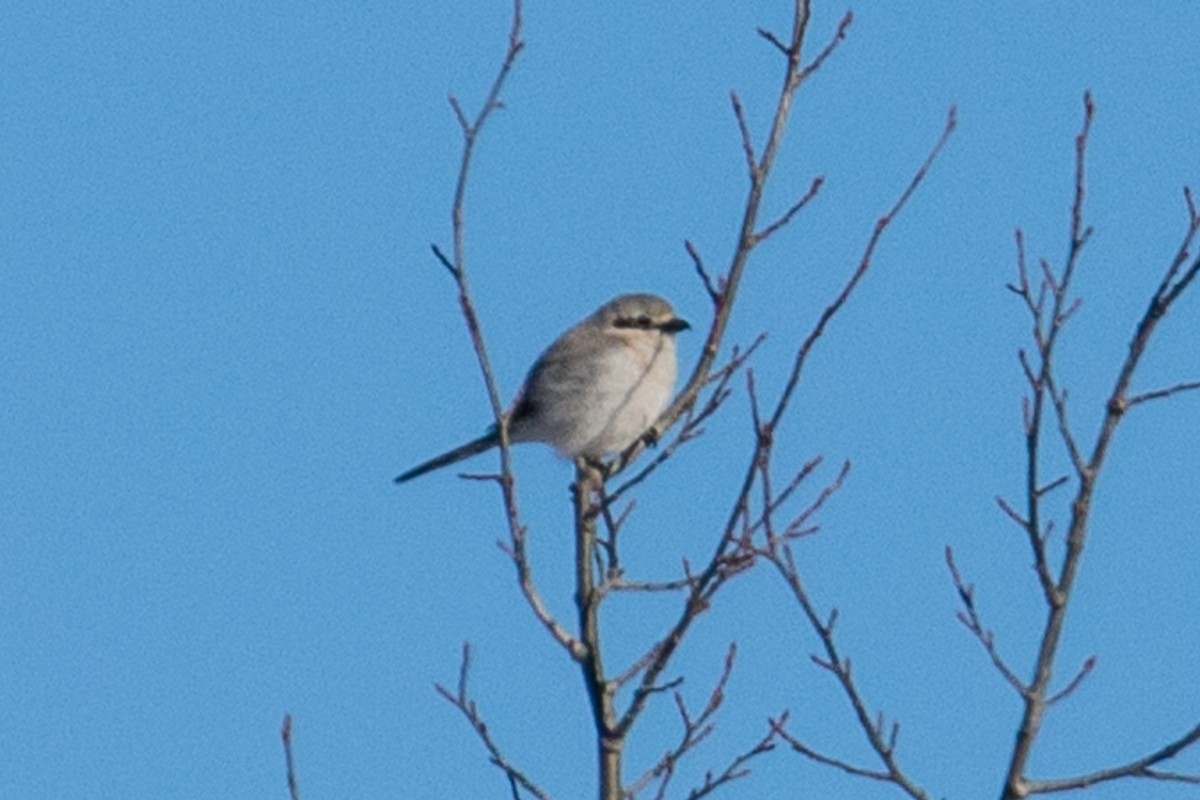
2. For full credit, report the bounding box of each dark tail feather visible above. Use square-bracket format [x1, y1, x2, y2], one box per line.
[394, 430, 500, 484]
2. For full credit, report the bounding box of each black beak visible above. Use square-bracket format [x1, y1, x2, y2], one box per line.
[661, 317, 690, 333]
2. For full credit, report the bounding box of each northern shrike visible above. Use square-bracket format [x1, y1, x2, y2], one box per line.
[395, 293, 689, 483]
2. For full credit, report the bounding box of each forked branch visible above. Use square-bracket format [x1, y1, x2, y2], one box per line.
[436, 643, 554, 800]
[987, 92, 1200, 800]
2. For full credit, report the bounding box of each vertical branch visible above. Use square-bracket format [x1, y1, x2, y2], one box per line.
[627, 1, 851, 466]
[436, 0, 525, 503]
[1000, 90, 1097, 800]
[281, 714, 302, 800]
[998, 94, 1200, 799]
[428, 7, 568, 797]
[595, 2, 848, 780]
[573, 463, 622, 800]
[432, 0, 568, 672]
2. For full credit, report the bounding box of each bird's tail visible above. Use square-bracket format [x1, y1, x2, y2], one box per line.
[394, 430, 501, 484]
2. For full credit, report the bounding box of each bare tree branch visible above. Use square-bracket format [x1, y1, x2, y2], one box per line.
[799, 11, 853, 80]
[1127, 380, 1200, 407]
[1045, 655, 1096, 707]
[769, 540, 930, 800]
[617, 2, 858, 474]
[731, 91, 758, 183]
[683, 715, 784, 800]
[495, 532, 585, 660]
[737, 99, 960, 782]
[768, 106, 956, 433]
[685, 239, 721, 305]
[624, 644, 775, 800]
[436, 643, 554, 800]
[632, 50, 954, 800]
[1023, 721, 1200, 794]
[437, 0, 526, 443]
[428, 0, 588, 669]
[753, 176, 824, 246]
[776, 724, 894, 783]
[281, 714, 302, 800]
[989, 92, 1200, 800]
[945, 547, 1028, 697]
[422, 4, 954, 799]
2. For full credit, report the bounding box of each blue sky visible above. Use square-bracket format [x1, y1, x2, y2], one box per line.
[2, 2, 1198, 798]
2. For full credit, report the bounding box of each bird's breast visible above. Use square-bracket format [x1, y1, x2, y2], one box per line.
[572, 336, 677, 457]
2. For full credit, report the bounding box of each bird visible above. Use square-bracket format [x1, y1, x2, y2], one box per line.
[395, 293, 689, 483]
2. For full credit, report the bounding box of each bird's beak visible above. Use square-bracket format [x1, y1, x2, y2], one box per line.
[661, 317, 690, 333]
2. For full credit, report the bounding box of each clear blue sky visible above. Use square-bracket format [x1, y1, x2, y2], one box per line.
[2, 2, 1198, 798]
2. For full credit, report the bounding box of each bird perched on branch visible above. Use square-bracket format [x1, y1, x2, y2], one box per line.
[395, 293, 689, 483]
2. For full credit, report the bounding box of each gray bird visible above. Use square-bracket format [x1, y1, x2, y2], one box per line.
[396, 293, 689, 483]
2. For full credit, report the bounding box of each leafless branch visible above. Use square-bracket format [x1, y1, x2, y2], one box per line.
[1044, 370, 1088, 477]
[731, 91, 757, 182]
[614, 1, 864, 480]
[1127, 380, 1200, 407]
[945, 548, 1028, 696]
[778, 459, 850, 540]
[607, 576, 693, 594]
[767, 540, 931, 800]
[436, 0, 526, 439]
[426, 10, 603, 790]
[626, 644, 739, 798]
[430, 242, 457, 278]
[749, 455, 823, 537]
[436, 643, 554, 800]
[427, 0, 586, 672]
[613, 533, 760, 741]
[756, 26, 789, 57]
[753, 176, 825, 246]
[496, 532, 585, 660]
[630, 45, 954, 800]
[281, 714, 302, 800]
[776, 724, 893, 783]
[1023, 721, 1200, 794]
[989, 93, 1200, 799]
[1045, 655, 1096, 707]
[682, 715, 784, 800]
[423, 4, 954, 799]
[799, 11, 853, 80]
[685, 239, 721, 305]
[767, 106, 956, 433]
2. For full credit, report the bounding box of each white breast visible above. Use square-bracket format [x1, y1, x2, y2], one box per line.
[542, 334, 678, 459]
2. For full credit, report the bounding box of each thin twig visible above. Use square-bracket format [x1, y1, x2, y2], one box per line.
[1127, 380, 1200, 407]
[686, 239, 721, 305]
[281, 714, 302, 800]
[616, 0, 854, 480]
[1045, 656, 1096, 706]
[625, 645, 769, 800]
[1023, 721, 1200, 794]
[430, 0, 581, 669]
[753, 176, 825, 245]
[436, 643, 554, 800]
[768, 541, 930, 800]
[731, 92, 757, 180]
[777, 725, 892, 782]
[767, 106, 957, 433]
[683, 716, 783, 800]
[945, 548, 1028, 696]
[799, 11, 853, 80]
[997, 93, 1200, 800]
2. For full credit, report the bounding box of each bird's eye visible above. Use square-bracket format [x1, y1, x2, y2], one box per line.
[636, 315, 652, 329]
